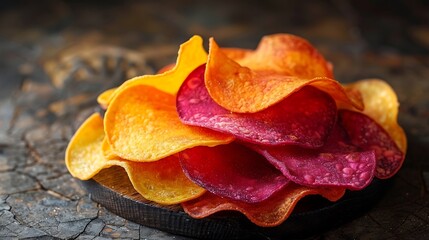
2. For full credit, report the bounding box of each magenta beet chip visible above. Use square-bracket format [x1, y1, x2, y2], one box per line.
[176, 65, 337, 148]
[179, 143, 289, 203]
[339, 110, 404, 179]
[251, 125, 377, 190]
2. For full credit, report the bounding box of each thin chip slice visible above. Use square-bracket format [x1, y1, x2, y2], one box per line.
[97, 88, 116, 109]
[253, 123, 376, 190]
[105, 84, 233, 161]
[205, 38, 363, 113]
[339, 110, 404, 179]
[105, 35, 207, 106]
[123, 155, 206, 205]
[179, 143, 289, 203]
[182, 183, 345, 227]
[66, 113, 112, 180]
[228, 34, 334, 78]
[65, 113, 206, 204]
[345, 79, 407, 153]
[177, 65, 337, 147]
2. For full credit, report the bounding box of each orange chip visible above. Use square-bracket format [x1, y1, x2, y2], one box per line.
[104, 35, 207, 107]
[104, 84, 234, 162]
[205, 38, 363, 113]
[345, 79, 407, 153]
[229, 34, 334, 78]
[102, 136, 119, 160]
[65, 113, 206, 204]
[97, 88, 116, 109]
[182, 184, 345, 227]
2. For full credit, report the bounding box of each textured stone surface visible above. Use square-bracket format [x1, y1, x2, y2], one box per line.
[0, 0, 428, 239]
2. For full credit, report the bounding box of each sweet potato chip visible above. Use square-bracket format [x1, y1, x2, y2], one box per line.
[182, 183, 345, 227]
[339, 110, 404, 179]
[104, 35, 207, 106]
[179, 143, 289, 203]
[105, 84, 233, 161]
[345, 79, 407, 153]
[228, 34, 334, 78]
[177, 65, 337, 147]
[205, 38, 363, 113]
[97, 88, 116, 109]
[65, 113, 205, 204]
[66, 113, 112, 180]
[253, 124, 376, 190]
[123, 155, 206, 205]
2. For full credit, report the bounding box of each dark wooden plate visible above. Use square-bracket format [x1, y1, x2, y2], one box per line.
[80, 166, 390, 240]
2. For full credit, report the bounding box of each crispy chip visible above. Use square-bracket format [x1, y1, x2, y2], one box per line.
[229, 34, 334, 78]
[179, 143, 289, 203]
[104, 35, 207, 106]
[105, 84, 233, 161]
[177, 65, 337, 147]
[182, 183, 345, 227]
[65, 113, 205, 204]
[205, 38, 363, 113]
[123, 155, 206, 205]
[340, 110, 404, 179]
[345, 79, 407, 153]
[252, 124, 376, 190]
[97, 88, 116, 109]
[66, 113, 112, 180]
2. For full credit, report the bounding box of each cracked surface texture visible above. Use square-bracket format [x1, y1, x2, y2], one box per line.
[1, 0, 429, 239]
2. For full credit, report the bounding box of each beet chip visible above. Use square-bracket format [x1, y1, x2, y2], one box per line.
[179, 143, 289, 203]
[177, 65, 337, 148]
[253, 124, 376, 190]
[345, 79, 407, 153]
[182, 183, 345, 227]
[205, 37, 363, 113]
[339, 110, 404, 179]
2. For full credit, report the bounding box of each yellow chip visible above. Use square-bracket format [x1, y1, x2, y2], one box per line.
[104, 35, 207, 107]
[97, 88, 116, 109]
[104, 84, 234, 162]
[65, 113, 206, 204]
[345, 79, 407, 153]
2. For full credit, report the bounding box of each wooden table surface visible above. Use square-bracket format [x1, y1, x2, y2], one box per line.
[1, 0, 428, 239]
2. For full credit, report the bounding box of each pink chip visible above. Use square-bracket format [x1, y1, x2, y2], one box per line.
[251, 125, 377, 190]
[339, 110, 405, 179]
[179, 143, 289, 203]
[176, 65, 337, 148]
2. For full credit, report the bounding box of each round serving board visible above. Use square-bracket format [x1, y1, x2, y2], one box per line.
[80, 166, 390, 240]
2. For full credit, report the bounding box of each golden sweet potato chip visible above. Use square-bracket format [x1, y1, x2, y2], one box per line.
[97, 88, 116, 109]
[205, 38, 363, 113]
[123, 155, 206, 205]
[182, 184, 345, 227]
[66, 113, 111, 180]
[65, 113, 205, 204]
[104, 84, 234, 161]
[104, 35, 207, 107]
[102, 136, 119, 160]
[345, 79, 407, 153]
[228, 34, 334, 78]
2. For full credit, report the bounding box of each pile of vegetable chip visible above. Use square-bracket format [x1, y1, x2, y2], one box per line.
[66, 34, 406, 227]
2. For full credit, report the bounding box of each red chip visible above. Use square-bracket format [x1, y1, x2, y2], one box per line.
[177, 65, 337, 148]
[339, 110, 404, 179]
[179, 143, 289, 203]
[252, 124, 377, 190]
